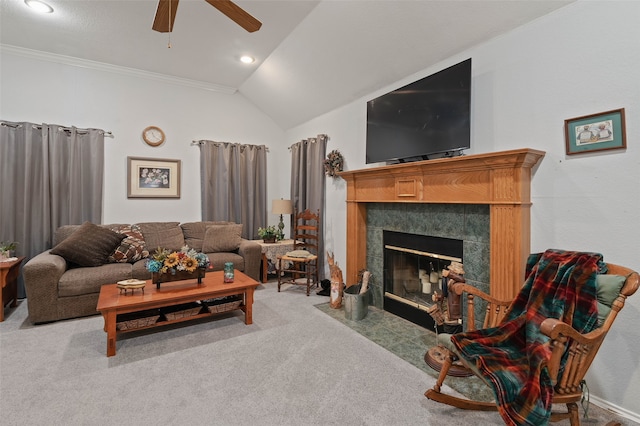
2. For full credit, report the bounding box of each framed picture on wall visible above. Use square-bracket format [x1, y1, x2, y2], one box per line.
[127, 157, 181, 198]
[564, 108, 626, 155]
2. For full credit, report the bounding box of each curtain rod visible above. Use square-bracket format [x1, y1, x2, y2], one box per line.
[191, 140, 269, 151]
[288, 134, 328, 150]
[0, 122, 113, 138]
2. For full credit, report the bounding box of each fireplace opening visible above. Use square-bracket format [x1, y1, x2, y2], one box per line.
[383, 230, 463, 330]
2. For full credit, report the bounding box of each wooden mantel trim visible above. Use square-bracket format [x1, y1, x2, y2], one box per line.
[338, 148, 545, 300]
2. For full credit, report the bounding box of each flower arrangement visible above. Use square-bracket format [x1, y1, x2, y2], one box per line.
[0, 241, 17, 259]
[146, 246, 210, 274]
[0, 241, 18, 252]
[324, 149, 344, 178]
[258, 225, 278, 243]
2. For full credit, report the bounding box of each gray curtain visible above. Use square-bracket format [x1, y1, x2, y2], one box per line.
[0, 121, 105, 298]
[199, 141, 267, 239]
[290, 134, 327, 279]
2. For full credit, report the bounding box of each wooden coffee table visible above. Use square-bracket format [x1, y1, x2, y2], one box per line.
[96, 269, 259, 357]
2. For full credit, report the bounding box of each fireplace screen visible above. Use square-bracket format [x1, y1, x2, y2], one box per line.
[383, 230, 463, 329]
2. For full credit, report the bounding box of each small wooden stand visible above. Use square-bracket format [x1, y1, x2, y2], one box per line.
[0, 256, 25, 322]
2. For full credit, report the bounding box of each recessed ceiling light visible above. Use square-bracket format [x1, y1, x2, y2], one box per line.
[240, 55, 255, 64]
[24, 0, 54, 13]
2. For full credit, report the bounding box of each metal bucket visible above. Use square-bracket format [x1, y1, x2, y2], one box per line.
[343, 284, 369, 321]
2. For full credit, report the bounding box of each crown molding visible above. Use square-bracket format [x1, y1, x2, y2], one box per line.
[0, 44, 237, 94]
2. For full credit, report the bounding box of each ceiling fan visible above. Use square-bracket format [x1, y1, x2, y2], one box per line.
[152, 0, 262, 33]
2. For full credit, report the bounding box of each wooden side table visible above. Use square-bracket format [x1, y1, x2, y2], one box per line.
[251, 239, 296, 283]
[1, 256, 25, 322]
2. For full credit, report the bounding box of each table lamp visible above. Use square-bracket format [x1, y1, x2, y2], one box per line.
[272, 199, 293, 241]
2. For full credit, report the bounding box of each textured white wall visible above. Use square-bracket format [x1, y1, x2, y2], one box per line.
[287, 0, 640, 419]
[1, 52, 286, 236]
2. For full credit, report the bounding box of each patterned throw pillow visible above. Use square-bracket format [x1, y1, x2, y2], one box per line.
[108, 224, 149, 263]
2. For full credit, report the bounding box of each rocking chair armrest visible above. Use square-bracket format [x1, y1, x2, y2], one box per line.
[540, 318, 606, 345]
[449, 282, 512, 307]
[448, 282, 513, 330]
[540, 318, 607, 385]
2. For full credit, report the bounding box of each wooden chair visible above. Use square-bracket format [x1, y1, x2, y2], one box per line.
[424, 261, 639, 426]
[276, 209, 320, 296]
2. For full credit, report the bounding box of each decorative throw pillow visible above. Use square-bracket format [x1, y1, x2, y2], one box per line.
[136, 222, 185, 253]
[50, 221, 126, 267]
[202, 224, 243, 253]
[595, 274, 626, 325]
[180, 221, 233, 252]
[108, 224, 149, 263]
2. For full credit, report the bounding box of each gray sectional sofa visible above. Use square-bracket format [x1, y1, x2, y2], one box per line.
[23, 221, 261, 324]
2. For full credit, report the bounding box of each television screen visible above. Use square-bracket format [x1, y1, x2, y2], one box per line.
[366, 58, 471, 164]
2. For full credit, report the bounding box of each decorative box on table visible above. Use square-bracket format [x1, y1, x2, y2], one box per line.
[152, 267, 206, 289]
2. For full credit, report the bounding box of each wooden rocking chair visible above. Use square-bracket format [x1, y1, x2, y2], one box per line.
[424, 260, 639, 426]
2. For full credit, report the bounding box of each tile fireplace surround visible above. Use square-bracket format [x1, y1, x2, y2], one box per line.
[367, 205, 489, 311]
[339, 148, 545, 307]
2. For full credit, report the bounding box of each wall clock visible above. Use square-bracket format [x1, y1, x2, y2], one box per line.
[142, 126, 165, 147]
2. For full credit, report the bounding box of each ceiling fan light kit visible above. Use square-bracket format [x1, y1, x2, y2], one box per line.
[152, 0, 261, 34]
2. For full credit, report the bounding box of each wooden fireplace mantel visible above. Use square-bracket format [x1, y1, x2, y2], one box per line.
[338, 148, 545, 300]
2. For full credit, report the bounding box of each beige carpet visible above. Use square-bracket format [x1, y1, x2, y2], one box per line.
[0, 280, 635, 425]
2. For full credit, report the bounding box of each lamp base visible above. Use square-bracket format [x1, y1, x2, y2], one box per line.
[277, 214, 285, 241]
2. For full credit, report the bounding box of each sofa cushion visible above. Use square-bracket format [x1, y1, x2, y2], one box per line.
[108, 224, 149, 263]
[58, 263, 133, 297]
[181, 221, 233, 252]
[137, 222, 185, 252]
[54, 225, 82, 246]
[202, 224, 243, 253]
[50, 221, 126, 267]
[132, 259, 153, 280]
[207, 252, 244, 272]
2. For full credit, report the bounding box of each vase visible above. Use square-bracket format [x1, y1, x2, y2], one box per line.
[223, 262, 234, 283]
[152, 268, 205, 289]
[263, 236, 276, 244]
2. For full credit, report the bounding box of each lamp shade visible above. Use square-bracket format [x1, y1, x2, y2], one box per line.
[272, 199, 293, 215]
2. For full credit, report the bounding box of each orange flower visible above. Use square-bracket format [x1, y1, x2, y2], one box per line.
[183, 257, 198, 272]
[164, 253, 179, 268]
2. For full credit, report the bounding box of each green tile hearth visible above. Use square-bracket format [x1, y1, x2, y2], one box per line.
[315, 302, 493, 402]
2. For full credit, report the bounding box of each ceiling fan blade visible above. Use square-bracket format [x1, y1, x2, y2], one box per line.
[152, 0, 180, 33]
[204, 0, 262, 33]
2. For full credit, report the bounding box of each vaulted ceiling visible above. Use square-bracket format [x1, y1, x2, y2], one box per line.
[0, 0, 574, 130]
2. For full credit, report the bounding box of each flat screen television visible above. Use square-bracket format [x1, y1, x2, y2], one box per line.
[366, 58, 471, 164]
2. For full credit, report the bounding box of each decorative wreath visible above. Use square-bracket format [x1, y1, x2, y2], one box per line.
[324, 149, 344, 178]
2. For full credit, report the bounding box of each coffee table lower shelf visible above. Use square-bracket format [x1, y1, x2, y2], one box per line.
[115, 298, 243, 332]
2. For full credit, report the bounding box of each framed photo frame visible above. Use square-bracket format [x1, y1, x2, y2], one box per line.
[127, 157, 181, 198]
[564, 108, 626, 156]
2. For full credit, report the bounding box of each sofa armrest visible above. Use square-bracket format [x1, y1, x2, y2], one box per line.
[23, 250, 68, 323]
[238, 239, 261, 282]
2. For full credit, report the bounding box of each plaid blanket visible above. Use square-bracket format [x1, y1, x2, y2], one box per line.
[451, 249, 602, 426]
